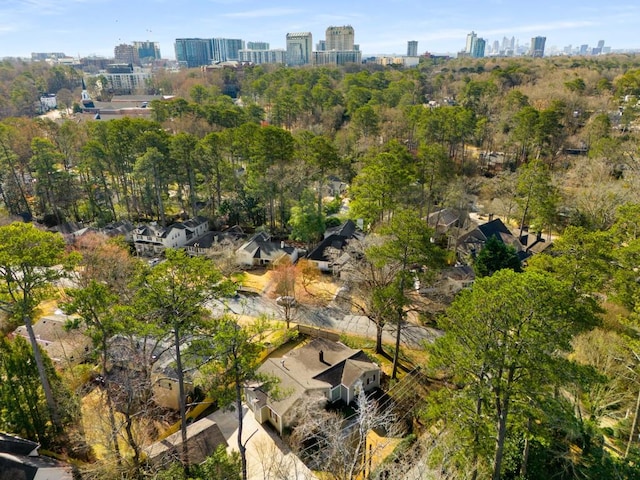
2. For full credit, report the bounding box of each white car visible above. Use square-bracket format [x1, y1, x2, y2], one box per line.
[276, 296, 296, 307]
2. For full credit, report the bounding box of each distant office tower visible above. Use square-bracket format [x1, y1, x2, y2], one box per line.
[316, 40, 326, 51]
[286, 32, 313, 65]
[247, 41, 269, 50]
[239, 49, 286, 64]
[530, 36, 546, 57]
[501, 36, 509, 51]
[211, 38, 244, 62]
[175, 38, 212, 68]
[471, 38, 486, 58]
[492, 40, 500, 55]
[407, 40, 418, 57]
[31, 52, 66, 61]
[465, 31, 477, 54]
[325, 26, 355, 51]
[133, 41, 161, 61]
[114, 43, 139, 66]
[313, 50, 362, 65]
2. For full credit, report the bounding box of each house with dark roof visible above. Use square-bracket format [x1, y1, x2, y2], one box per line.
[245, 338, 380, 435]
[457, 218, 529, 263]
[132, 217, 209, 256]
[235, 232, 299, 267]
[306, 220, 363, 272]
[184, 225, 245, 257]
[0, 433, 73, 480]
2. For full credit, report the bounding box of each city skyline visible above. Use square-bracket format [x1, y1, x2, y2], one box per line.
[1, 0, 638, 59]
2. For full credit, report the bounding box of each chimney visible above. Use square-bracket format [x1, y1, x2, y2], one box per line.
[319, 350, 324, 364]
[281, 240, 285, 249]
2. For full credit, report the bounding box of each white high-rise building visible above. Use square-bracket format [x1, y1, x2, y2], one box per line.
[465, 31, 477, 54]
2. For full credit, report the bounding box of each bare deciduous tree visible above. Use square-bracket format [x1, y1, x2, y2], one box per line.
[290, 382, 404, 480]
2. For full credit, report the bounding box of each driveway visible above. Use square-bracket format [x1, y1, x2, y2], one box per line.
[209, 404, 317, 480]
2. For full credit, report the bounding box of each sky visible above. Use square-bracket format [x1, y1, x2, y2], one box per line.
[1, 0, 639, 59]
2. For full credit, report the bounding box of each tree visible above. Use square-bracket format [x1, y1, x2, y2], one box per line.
[0, 335, 76, 448]
[134, 147, 168, 224]
[63, 235, 139, 469]
[338, 237, 402, 355]
[170, 133, 200, 218]
[0, 222, 76, 433]
[349, 143, 416, 227]
[527, 226, 612, 296]
[290, 382, 402, 480]
[366, 209, 446, 378]
[415, 143, 454, 218]
[134, 249, 235, 469]
[151, 444, 241, 480]
[30, 137, 77, 224]
[199, 316, 276, 480]
[64, 280, 125, 465]
[289, 189, 325, 246]
[516, 159, 559, 239]
[473, 236, 522, 277]
[427, 269, 598, 480]
[271, 258, 298, 329]
[196, 132, 234, 217]
[296, 132, 342, 219]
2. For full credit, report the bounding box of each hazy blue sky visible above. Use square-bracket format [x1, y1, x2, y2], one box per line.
[1, 0, 638, 58]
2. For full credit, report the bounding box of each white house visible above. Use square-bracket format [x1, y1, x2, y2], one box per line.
[132, 217, 209, 256]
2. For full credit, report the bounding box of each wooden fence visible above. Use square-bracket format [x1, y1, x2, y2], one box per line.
[296, 324, 340, 342]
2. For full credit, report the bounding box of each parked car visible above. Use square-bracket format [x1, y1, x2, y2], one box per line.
[276, 296, 296, 307]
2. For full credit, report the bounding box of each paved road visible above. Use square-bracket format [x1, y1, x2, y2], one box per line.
[211, 294, 441, 349]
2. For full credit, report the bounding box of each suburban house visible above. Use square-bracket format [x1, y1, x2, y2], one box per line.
[520, 230, 552, 256]
[419, 265, 475, 301]
[13, 313, 91, 366]
[72, 220, 135, 242]
[184, 225, 245, 257]
[456, 217, 529, 263]
[150, 341, 205, 411]
[245, 338, 381, 435]
[427, 208, 469, 234]
[144, 412, 226, 468]
[306, 220, 363, 273]
[427, 208, 471, 249]
[325, 175, 348, 197]
[235, 231, 299, 267]
[132, 217, 209, 256]
[0, 433, 73, 480]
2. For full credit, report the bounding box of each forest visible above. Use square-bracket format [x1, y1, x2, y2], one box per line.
[2, 53, 640, 479]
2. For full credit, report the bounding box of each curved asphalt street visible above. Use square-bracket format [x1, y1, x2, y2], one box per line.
[212, 294, 441, 349]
